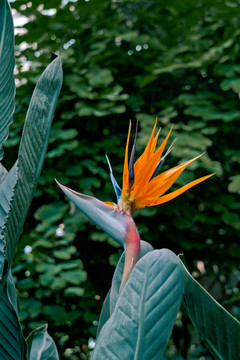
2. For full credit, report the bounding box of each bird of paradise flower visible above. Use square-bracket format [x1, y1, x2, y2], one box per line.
[57, 120, 213, 288]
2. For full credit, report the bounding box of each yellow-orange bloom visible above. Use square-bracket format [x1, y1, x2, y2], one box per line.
[118, 120, 214, 215]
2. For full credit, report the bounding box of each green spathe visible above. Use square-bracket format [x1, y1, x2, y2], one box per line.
[57, 181, 135, 247]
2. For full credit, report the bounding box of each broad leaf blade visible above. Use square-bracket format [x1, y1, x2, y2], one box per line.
[26, 324, 59, 360]
[181, 259, 240, 360]
[93, 249, 184, 360]
[0, 0, 15, 161]
[0, 163, 8, 183]
[97, 240, 154, 336]
[0, 272, 25, 360]
[0, 163, 17, 279]
[1, 57, 63, 271]
[57, 182, 137, 246]
[0, 163, 17, 233]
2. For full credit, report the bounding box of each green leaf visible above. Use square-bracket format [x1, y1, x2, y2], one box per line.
[221, 211, 240, 230]
[0, 272, 25, 360]
[53, 246, 76, 260]
[26, 324, 59, 360]
[0, 163, 8, 183]
[97, 240, 154, 337]
[181, 259, 240, 360]
[64, 286, 85, 297]
[34, 202, 68, 224]
[220, 78, 240, 93]
[110, 240, 154, 315]
[61, 269, 87, 285]
[1, 57, 63, 274]
[42, 305, 67, 324]
[228, 175, 240, 194]
[0, 0, 15, 161]
[86, 67, 113, 88]
[0, 163, 17, 278]
[0, 164, 17, 233]
[93, 249, 184, 360]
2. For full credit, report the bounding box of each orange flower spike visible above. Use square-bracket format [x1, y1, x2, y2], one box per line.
[118, 121, 214, 214]
[150, 128, 161, 153]
[142, 173, 214, 207]
[131, 126, 173, 199]
[133, 119, 158, 177]
[144, 154, 204, 200]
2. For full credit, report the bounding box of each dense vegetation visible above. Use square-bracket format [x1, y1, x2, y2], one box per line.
[4, 0, 240, 359]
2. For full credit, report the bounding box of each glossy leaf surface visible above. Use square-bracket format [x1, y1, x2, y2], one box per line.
[0, 163, 17, 280]
[1, 57, 63, 273]
[0, 0, 15, 161]
[27, 324, 59, 360]
[97, 240, 154, 336]
[0, 272, 25, 360]
[0, 48, 62, 360]
[109, 240, 154, 314]
[93, 249, 184, 360]
[181, 259, 240, 360]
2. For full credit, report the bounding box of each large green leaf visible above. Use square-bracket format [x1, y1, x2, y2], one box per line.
[0, 164, 17, 232]
[109, 240, 154, 314]
[181, 259, 240, 360]
[0, 163, 8, 183]
[1, 56, 63, 275]
[26, 324, 59, 360]
[0, 272, 25, 360]
[0, 0, 15, 161]
[97, 240, 154, 336]
[0, 56, 62, 360]
[93, 249, 184, 360]
[0, 163, 17, 279]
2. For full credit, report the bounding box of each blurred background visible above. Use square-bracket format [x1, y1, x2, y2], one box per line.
[4, 0, 240, 359]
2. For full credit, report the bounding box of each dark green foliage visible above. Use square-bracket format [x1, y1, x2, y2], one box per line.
[181, 259, 240, 360]
[7, 0, 240, 359]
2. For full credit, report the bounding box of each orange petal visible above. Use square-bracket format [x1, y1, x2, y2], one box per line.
[122, 121, 131, 195]
[145, 154, 204, 198]
[134, 119, 158, 177]
[140, 173, 214, 208]
[105, 201, 117, 208]
[150, 128, 161, 154]
[132, 127, 173, 198]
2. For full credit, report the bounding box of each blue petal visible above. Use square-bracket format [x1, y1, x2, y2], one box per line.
[105, 155, 122, 202]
